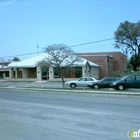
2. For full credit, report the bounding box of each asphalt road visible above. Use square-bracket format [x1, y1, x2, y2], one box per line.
[0, 89, 140, 140]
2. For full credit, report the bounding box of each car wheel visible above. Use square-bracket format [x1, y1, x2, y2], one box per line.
[70, 83, 76, 88]
[94, 84, 99, 89]
[118, 85, 124, 90]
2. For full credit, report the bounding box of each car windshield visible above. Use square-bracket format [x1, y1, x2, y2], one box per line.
[99, 78, 109, 82]
[121, 75, 131, 80]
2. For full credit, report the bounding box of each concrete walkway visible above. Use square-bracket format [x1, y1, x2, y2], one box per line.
[0, 80, 140, 96]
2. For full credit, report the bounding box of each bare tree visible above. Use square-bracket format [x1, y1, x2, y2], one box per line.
[44, 44, 82, 88]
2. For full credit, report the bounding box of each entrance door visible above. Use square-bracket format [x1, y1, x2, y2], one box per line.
[42, 68, 49, 80]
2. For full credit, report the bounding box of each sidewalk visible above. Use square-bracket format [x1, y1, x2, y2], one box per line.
[0, 80, 140, 96]
[0, 80, 62, 88]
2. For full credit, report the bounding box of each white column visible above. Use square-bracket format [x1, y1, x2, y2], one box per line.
[9, 68, 14, 79]
[15, 68, 18, 78]
[87, 65, 90, 77]
[49, 67, 54, 81]
[37, 66, 42, 81]
[22, 69, 27, 79]
[3, 72, 5, 79]
[82, 66, 86, 77]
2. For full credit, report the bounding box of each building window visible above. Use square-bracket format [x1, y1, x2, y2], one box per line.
[54, 67, 60, 78]
[27, 68, 36, 78]
[74, 67, 82, 78]
[93, 68, 98, 75]
[53, 67, 82, 78]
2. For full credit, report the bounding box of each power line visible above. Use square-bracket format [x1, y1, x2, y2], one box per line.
[69, 38, 114, 48]
[1, 52, 40, 59]
[74, 43, 114, 52]
[1, 38, 114, 59]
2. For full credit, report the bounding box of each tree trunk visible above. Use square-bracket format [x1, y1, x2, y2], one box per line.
[61, 77, 65, 88]
[132, 64, 137, 71]
[130, 58, 138, 71]
[59, 74, 65, 88]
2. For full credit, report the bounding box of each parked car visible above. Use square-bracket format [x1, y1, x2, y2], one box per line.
[65, 77, 97, 88]
[88, 77, 119, 89]
[110, 74, 140, 90]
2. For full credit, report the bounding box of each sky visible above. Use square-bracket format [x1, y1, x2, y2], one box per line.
[0, 0, 140, 61]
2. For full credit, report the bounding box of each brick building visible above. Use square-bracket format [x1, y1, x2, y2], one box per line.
[76, 52, 127, 79]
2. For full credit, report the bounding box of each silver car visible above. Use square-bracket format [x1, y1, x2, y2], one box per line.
[65, 77, 97, 88]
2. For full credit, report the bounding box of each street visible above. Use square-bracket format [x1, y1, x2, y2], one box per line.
[0, 89, 140, 140]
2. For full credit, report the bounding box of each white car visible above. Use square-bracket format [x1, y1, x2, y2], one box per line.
[65, 77, 97, 88]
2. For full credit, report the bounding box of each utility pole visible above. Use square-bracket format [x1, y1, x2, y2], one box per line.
[37, 45, 39, 55]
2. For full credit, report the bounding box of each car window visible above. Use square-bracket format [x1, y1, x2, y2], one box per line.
[79, 78, 86, 81]
[126, 75, 135, 81]
[111, 78, 118, 81]
[136, 75, 140, 81]
[86, 78, 94, 81]
[103, 78, 111, 82]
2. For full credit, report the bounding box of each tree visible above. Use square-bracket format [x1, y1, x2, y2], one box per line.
[130, 54, 140, 70]
[127, 58, 133, 71]
[12, 57, 20, 61]
[44, 44, 82, 88]
[114, 20, 140, 71]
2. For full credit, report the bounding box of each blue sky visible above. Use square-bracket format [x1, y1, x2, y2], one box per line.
[0, 0, 140, 61]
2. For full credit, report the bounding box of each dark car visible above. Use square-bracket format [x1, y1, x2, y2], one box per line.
[88, 77, 119, 89]
[110, 74, 140, 90]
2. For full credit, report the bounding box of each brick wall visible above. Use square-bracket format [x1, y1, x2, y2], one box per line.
[76, 52, 127, 79]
